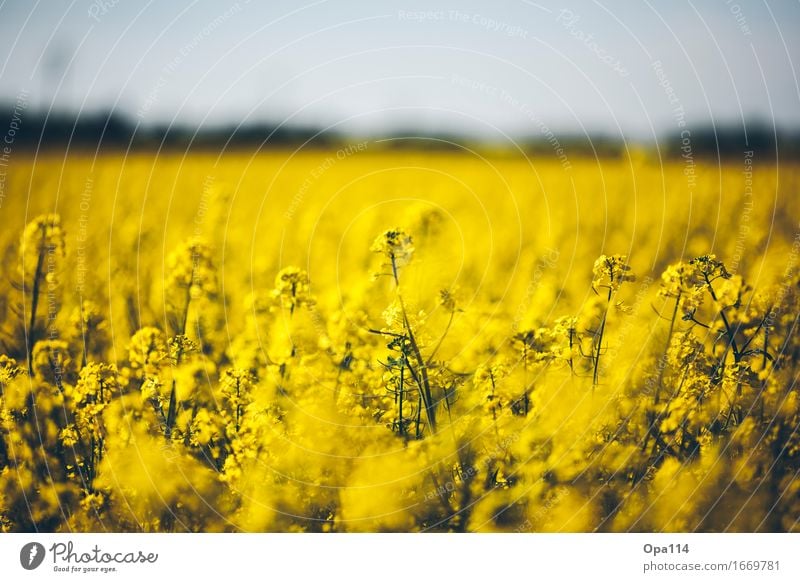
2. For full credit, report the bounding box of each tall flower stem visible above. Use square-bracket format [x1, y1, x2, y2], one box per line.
[26, 233, 46, 375]
[391, 254, 437, 434]
[592, 287, 613, 387]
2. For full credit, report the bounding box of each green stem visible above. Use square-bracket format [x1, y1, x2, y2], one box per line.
[26, 235, 46, 374]
[705, 274, 740, 362]
[165, 342, 185, 439]
[655, 291, 681, 405]
[426, 310, 455, 366]
[398, 358, 405, 437]
[390, 254, 437, 434]
[235, 378, 242, 433]
[592, 288, 613, 386]
[489, 371, 500, 441]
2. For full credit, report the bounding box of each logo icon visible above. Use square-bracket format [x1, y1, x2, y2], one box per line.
[20, 542, 46, 570]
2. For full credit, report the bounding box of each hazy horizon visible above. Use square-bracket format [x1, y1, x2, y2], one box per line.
[1, 1, 799, 141]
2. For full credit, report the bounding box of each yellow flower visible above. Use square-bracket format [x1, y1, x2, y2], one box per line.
[189, 408, 217, 447]
[689, 254, 730, 282]
[274, 266, 315, 313]
[127, 327, 167, 378]
[59, 425, 79, 447]
[18, 214, 65, 280]
[592, 254, 635, 292]
[31, 340, 71, 385]
[438, 288, 460, 312]
[659, 262, 691, 298]
[165, 238, 217, 301]
[371, 228, 414, 269]
[221, 368, 255, 410]
[168, 334, 199, 362]
[0, 356, 22, 385]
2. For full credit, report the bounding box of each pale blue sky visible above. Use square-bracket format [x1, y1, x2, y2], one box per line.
[1, 0, 798, 139]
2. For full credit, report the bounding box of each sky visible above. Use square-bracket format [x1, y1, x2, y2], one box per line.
[1, 0, 799, 140]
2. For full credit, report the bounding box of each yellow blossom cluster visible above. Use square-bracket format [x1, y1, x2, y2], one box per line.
[0, 151, 798, 533]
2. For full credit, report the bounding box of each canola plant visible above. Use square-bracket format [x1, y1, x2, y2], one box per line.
[0, 149, 798, 532]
